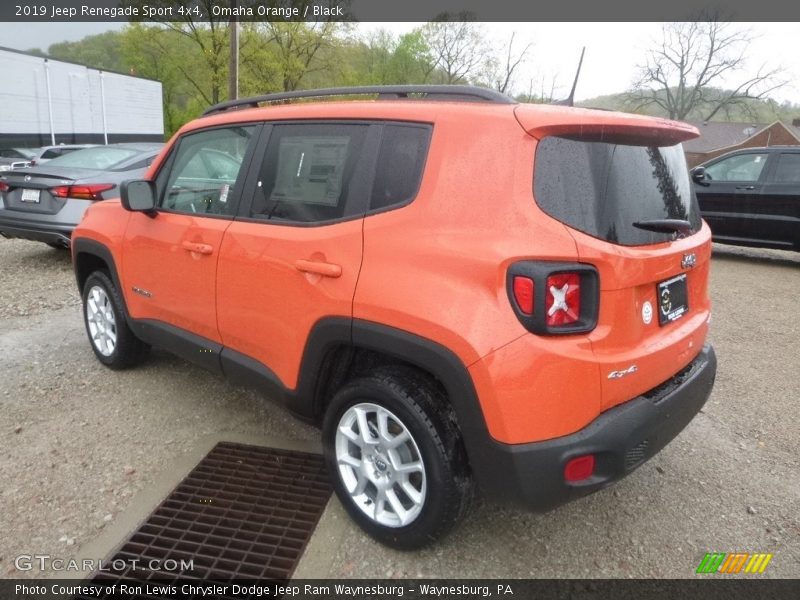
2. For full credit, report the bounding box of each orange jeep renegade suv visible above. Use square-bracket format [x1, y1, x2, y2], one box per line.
[72, 86, 717, 549]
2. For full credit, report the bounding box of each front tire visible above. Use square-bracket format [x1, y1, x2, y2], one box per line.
[322, 366, 472, 549]
[82, 271, 149, 369]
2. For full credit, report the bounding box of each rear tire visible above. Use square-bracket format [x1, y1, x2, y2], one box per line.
[322, 366, 473, 550]
[82, 271, 149, 369]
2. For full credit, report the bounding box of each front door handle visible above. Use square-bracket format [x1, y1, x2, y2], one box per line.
[295, 259, 342, 278]
[735, 185, 756, 191]
[181, 241, 214, 255]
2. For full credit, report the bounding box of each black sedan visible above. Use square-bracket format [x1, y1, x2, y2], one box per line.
[692, 146, 800, 251]
[0, 143, 163, 248]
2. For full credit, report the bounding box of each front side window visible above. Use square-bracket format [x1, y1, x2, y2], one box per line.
[704, 153, 769, 182]
[250, 123, 368, 223]
[160, 126, 256, 216]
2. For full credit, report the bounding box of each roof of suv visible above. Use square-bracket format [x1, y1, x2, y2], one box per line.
[188, 86, 699, 146]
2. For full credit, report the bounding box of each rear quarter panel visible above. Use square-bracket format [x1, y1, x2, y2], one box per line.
[354, 107, 578, 365]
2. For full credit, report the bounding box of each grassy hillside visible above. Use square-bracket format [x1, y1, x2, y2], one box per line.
[577, 89, 800, 124]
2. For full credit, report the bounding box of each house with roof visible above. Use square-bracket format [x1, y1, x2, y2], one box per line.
[684, 120, 800, 167]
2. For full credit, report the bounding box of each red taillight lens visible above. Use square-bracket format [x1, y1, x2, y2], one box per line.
[51, 185, 71, 198]
[545, 273, 581, 327]
[50, 184, 115, 201]
[507, 262, 598, 335]
[0, 181, 10, 193]
[564, 454, 595, 482]
[512, 276, 534, 315]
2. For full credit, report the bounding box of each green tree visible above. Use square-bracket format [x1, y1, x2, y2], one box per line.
[422, 15, 487, 84]
[119, 24, 199, 136]
[46, 31, 127, 72]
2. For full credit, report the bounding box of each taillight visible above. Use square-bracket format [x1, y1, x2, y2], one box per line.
[50, 184, 115, 201]
[507, 262, 599, 335]
[512, 276, 534, 315]
[545, 273, 581, 326]
[0, 181, 9, 193]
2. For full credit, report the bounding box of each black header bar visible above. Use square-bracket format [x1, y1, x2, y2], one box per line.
[2, 0, 800, 22]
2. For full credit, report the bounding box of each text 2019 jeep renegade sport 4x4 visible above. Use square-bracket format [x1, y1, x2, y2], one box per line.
[71, 85, 717, 549]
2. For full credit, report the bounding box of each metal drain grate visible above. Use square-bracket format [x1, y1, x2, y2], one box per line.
[76, 442, 331, 598]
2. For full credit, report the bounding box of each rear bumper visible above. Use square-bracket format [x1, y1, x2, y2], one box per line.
[476, 344, 716, 510]
[0, 214, 75, 246]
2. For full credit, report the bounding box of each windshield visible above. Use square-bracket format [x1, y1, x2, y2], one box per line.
[533, 136, 702, 246]
[44, 147, 140, 170]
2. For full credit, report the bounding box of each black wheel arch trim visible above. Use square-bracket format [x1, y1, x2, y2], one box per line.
[72, 238, 130, 318]
[293, 318, 499, 495]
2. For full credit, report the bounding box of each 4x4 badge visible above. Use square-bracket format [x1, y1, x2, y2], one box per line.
[608, 364, 638, 379]
[682, 253, 697, 269]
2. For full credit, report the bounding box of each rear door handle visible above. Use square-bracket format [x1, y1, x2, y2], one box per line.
[295, 259, 342, 278]
[181, 241, 214, 255]
[735, 185, 756, 191]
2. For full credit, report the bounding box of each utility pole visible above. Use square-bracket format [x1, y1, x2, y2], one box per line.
[228, 0, 239, 100]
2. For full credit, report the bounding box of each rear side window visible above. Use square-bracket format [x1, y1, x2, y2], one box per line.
[533, 136, 702, 246]
[370, 125, 430, 211]
[250, 123, 368, 223]
[771, 153, 800, 183]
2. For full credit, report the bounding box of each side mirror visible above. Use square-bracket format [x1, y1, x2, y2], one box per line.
[120, 180, 157, 216]
[690, 167, 709, 186]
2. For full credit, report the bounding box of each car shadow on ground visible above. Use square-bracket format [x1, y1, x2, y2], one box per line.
[711, 244, 800, 269]
[9, 242, 72, 265]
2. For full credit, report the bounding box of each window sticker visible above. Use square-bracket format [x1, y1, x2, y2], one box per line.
[271, 136, 350, 206]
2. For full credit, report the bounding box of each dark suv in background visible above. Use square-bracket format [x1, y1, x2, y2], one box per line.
[692, 146, 800, 251]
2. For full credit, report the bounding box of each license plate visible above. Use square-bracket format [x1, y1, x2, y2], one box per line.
[657, 274, 688, 325]
[20, 189, 40, 203]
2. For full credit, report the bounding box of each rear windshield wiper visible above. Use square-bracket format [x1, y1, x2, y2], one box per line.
[632, 219, 693, 235]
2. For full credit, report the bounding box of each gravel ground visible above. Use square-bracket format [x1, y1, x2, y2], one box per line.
[0, 236, 798, 579]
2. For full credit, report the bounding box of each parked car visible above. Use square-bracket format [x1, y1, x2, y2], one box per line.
[0, 147, 37, 171]
[71, 86, 716, 549]
[22, 144, 96, 168]
[692, 146, 800, 251]
[0, 143, 164, 248]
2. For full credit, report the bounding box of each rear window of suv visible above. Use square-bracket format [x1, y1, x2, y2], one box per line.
[533, 136, 702, 246]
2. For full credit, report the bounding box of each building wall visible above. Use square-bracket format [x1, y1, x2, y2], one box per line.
[687, 123, 800, 167]
[0, 48, 164, 149]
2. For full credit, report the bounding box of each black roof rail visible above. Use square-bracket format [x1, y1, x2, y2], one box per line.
[201, 85, 516, 116]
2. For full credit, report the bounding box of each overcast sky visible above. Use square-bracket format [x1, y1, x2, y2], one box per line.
[3, 22, 798, 104]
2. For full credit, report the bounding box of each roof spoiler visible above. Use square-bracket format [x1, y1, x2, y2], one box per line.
[515, 106, 699, 145]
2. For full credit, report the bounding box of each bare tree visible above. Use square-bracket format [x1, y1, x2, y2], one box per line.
[487, 32, 533, 94]
[629, 20, 784, 121]
[520, 74, 561, 104]
[422, 14, 486, 84]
